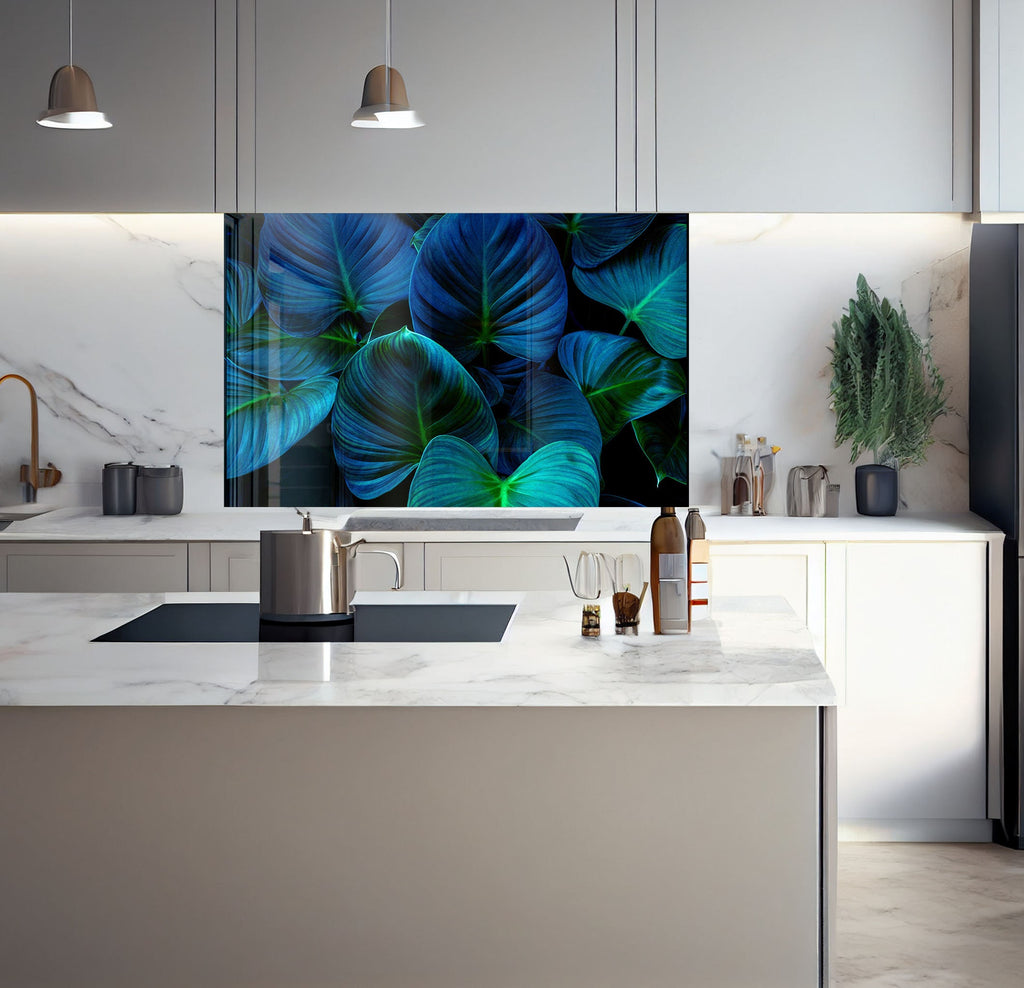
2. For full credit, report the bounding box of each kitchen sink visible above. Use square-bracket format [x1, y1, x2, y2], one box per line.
[93, 601, 517, 644]
[0, 503, 57, 522]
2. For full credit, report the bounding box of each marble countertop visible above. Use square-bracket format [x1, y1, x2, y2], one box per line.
[0, 505, 1004, 544]
[0, 590, 835, 708]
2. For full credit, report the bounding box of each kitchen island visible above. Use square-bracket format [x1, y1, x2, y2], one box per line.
[0, 591, 835, 988]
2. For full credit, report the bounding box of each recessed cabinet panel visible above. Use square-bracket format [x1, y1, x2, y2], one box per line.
[424, 542, 648, 591]
[656, 0, 969, 211]
[997, 0, 1024, 209]
[3, 543, 188, 593]
[0, 0, 215, 211]
[838, 541, 987, 823]
[252, 0, 617, 211]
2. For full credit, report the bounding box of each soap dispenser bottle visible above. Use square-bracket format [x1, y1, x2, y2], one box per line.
[651, 506, 687, 634]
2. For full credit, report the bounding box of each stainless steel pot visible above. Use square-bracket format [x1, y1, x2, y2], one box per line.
[259, 510, 402, 619]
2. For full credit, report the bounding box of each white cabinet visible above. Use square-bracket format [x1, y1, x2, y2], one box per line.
[0, 0, 216, 211]
[203, 541, 425, 592]
[656, 0, 971, 211]
[209, 542, 261, 592]
[246, 0, 617, 211]
[836, 541, 990, 840]
[424, 542, 649, 591]
[0, 543, 188, 593]
[977, 0, 1024, 211]
[708, 543, 826, 658]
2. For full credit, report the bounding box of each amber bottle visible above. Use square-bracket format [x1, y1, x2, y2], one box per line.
[651, 506, 687, 634]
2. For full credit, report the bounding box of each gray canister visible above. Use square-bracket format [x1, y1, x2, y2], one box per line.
[102, 462, 137, 515]
[136, 465, 184, 515]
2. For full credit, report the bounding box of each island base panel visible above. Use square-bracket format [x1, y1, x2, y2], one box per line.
[0, 706, 826, 987]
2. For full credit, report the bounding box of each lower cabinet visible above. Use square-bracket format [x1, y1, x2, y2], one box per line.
[835, 541, 990, 841]
[0, 543, 188, 593]
[423, 542, 649, 591]
[203, 541, 425, 592]
[707, 543, 826, 658]
[0, 533, 996, 841]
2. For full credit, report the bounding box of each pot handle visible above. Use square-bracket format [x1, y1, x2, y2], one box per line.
[355, 548, 403, 591]
[331, 537, 402, 590]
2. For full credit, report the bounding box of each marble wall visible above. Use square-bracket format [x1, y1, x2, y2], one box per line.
[0, 212, 973, 514]
[0, 215, 224, 509]
[689, 213, 973, 515]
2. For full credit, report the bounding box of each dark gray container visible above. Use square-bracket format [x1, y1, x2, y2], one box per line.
[136, 465, 183, 515]
[102, 462, 137, 515]
[855, 464, 898, 516]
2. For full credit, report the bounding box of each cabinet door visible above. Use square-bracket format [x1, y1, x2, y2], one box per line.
[656, 0, 970, 211]
[0, 0, 215, 211]
[1, 543, 188, 592]
[838, 541, 988, 837]
[250, 0, 616, 211]
[979, 0, 1024, 210]
[206, 541, 425, 592]
[424, 542, 649, 591]
[210, 542, 261, 592]
[709, 543, 825, 657]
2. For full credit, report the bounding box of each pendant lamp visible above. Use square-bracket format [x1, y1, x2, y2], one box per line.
[37, 0, 112, 129]
[352, 0, 423, 129]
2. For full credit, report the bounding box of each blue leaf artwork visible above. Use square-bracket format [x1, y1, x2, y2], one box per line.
[409, 213, 568, 364]
[558, 331, 686, 441]
[409, 436, 600, 508]
[226, 259, 262, 330]
[228, 312, 357, 381]
[332, 328, 498, 500]
[257, 213, 416, 338]
[573, 223, 688, 359]
[225, 361, 336, 479]
[632, 397, 688, 486]
[537, 213, 655, 269]
[224, 212, 688, 507]
[496, 371, 602, 475]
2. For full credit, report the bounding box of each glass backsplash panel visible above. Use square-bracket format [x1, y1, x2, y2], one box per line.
[225, 213, 687, 508]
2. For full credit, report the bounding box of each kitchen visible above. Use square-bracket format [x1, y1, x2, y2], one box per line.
[0, 2, 1021, 987]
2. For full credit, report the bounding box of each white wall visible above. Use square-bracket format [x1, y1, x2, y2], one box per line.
[0, 212, 972, 514]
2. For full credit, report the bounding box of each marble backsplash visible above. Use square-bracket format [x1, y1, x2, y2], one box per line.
[0, 215, 224, 510]
[0, 212, 973, 514]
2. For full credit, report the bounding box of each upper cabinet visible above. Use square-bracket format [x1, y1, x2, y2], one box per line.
[243, 0, 618, 212]
[977, 0, 1024, 213]
[655, 0, 972, 212]
[0, 0, 216, 212]
[0, 1, 977, 213]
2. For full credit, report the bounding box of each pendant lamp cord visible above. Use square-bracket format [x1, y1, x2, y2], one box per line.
[384, 0, 391, 107]
[69, 0, 74, 66]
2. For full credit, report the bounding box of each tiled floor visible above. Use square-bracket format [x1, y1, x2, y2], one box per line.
[836, 843, 1024, 986]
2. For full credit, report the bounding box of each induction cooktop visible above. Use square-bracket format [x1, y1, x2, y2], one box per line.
[93, 602, 516, 644]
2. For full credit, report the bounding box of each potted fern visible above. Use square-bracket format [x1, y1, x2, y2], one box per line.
[829, 274, 946, 515]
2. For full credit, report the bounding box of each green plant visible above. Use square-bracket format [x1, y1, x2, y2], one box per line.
[829, 274, 946, 466]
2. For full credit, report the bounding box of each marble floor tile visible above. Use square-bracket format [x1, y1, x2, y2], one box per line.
[836, 843, 1024, 987]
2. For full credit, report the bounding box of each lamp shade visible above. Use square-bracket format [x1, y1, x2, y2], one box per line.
[37, 64, 112, 129]
[351, 65, 423, 129]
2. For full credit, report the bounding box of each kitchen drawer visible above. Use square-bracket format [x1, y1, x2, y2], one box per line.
[0, 543, 188, 593]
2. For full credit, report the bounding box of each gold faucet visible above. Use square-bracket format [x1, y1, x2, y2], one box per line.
[0, 374, 62, 503]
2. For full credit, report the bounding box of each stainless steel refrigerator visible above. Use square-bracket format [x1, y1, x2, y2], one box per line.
[970, 222, 1024, 848]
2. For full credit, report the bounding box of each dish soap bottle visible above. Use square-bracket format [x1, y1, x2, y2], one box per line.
[651, 506, 687, 634]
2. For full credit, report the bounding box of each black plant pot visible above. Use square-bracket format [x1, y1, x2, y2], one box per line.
[855, 464, 898, 516]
